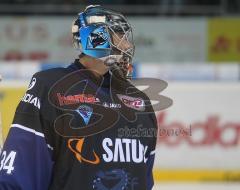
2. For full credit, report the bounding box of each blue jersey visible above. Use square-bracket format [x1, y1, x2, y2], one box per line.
[0, 60, 157, 190]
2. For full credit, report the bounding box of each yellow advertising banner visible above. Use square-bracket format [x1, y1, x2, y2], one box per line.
[0, 86, 26, 140]
[208, 18, 240, 62]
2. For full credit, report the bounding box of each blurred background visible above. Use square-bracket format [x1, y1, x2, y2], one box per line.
[0, 0, 240, 189]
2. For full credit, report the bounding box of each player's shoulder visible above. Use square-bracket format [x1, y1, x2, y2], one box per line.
[127, 80, 150, 100]
[34, 67, 68, 81]
[31, 65, 74, 89]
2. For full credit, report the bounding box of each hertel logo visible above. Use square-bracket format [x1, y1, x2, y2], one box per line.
[22, 93, 40, 109]
[117, 94, 145, 111]
[57, 93, 100, 106]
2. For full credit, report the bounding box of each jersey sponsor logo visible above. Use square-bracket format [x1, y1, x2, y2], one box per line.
[68, 137, 148, 165]
[102, 102, 121, 109]
[57, 93, 100, 106]
[27, 77, 36, 90]
[93, 169, 138, 190]
[102, 138, 148, 163]
[117, 94, 145, 111]
[68, 138, 100, 165]
[76, 105, 93, 125]
[22, 93, 41, 109]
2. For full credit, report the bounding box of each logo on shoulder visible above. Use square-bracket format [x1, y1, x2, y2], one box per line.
[22, 93, 41, 109]
[27, 77, 36, 90]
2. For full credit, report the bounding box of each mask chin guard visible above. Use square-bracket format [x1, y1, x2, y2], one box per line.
[101, 55, 133, 80]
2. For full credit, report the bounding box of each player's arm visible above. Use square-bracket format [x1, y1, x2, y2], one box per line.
[0, 74, 54, 190]
[146, 149, 156, 190]
[146, 112, 157, 190]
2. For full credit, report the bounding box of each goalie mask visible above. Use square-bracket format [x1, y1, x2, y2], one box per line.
[72, 5, 135, 79]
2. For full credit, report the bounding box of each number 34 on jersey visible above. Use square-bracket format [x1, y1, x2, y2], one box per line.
[0, 150, 17, 175]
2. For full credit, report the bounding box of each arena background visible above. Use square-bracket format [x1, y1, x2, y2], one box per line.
[0, 1, 240, 189]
